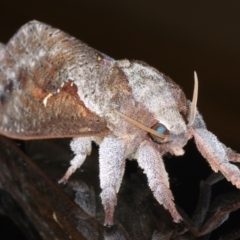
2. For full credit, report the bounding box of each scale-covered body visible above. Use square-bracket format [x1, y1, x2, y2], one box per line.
[1, 21, 240, 226]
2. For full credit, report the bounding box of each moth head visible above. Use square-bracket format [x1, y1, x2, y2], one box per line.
[114, 71, 199, 155]
[115, 109, 185, 157]
[114, 109, 169, 143]
[117, 61, 191, 135]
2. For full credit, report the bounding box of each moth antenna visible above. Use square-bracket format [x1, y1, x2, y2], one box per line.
[188, 71, 198, 126]
[114, 110, 167, 141]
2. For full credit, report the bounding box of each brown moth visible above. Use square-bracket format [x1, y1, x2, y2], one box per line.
[1, 20, 240, 226]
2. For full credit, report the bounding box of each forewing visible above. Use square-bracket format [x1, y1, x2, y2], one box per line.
[0, 21, 112, 139]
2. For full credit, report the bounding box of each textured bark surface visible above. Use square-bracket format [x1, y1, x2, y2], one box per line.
[1, 137, 240, 240]
[0, 136, 103, 240]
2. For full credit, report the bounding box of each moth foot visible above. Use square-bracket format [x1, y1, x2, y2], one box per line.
[104, 217, 114, 227]
[101, 187, 117, 226]
[58, 164, 78, 184]
[105, 223, 115, 228]
[153, 186, 182, 223]
[230, 176, 240, 189]
[212, 162, 240, 189]
[58, 177, 68, 185]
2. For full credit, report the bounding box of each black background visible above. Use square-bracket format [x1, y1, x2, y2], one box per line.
[0, 1, 240, 239]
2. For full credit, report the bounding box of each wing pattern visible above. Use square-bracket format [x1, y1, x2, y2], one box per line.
[0, 21, 112, 139]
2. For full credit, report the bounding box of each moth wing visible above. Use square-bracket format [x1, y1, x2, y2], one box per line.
[0, 80, 110, 139]
[0, 21, 112, 139]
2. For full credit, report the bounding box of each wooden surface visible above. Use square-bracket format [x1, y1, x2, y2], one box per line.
[1, 135, 240, 239]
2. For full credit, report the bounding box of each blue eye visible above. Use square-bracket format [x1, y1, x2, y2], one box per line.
[150, 122, 169, 143]
[151, 123, 169, 137]
[150, 123, 169, 143]
[156, 125, 167, 135]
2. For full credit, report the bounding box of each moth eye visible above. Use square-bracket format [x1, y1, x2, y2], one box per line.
[155, 125, 167, 135]
[150, 123, 169, 143]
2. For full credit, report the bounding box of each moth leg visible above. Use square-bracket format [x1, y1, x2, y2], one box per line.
[99, 136, 126, 226]
[225, 147, 240, 163]
[58, 137, 92, 184]
[192, 128, 240, 188]
[138, 140, 182, 223]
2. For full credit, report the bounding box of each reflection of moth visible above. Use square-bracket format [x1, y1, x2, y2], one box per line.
[1, 21, 240, 226]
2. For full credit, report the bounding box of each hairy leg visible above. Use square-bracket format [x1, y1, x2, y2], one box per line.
[99, 136, 126, 226]
[138, 140, 182, 223]
[58, 137, 92, 184]
[192, 128, 240, 188]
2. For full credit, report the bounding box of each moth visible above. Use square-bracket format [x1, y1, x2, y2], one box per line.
[1, 20, 240, 226]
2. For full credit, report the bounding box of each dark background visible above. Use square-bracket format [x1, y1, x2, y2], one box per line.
[0, 0, 240, 239]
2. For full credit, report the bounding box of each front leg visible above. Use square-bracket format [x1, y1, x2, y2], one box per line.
[192, 128, 240, 188]
[225, 147, 240, 163]
[99, 136, 126, 226]
[138, 140, 182, 223]
[58, 137, 92, 184]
